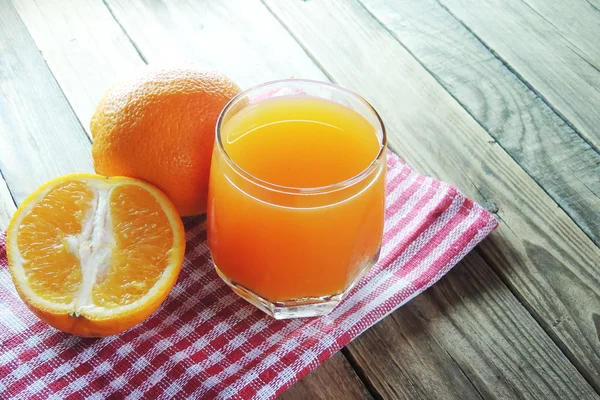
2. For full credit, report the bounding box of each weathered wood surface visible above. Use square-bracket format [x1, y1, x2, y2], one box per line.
[279, 352, 374, 400]
[263, 0, 600, 392]
[436, 0, 600, 162]
[358, 0, 600, 247]
[519, 0, 600, 67]
[347, 251, 599, 399]
[0, 0, 93, 206]
[11, 0, 146, 137]
[104, 0, 328, 87]
[2, 0, 600, 397]
[13, 0, 327, 126]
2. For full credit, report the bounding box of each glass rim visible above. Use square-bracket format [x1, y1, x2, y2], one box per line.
[215, 79, 387, 195]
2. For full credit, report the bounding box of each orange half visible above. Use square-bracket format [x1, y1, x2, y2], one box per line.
[6, 173, 185, 337]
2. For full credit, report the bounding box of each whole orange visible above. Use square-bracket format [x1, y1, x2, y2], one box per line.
[91, 66, 241, 216]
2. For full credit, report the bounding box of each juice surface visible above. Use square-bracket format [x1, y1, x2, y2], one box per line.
[208, 95, 386, 302]
[222, 96, 380, 188]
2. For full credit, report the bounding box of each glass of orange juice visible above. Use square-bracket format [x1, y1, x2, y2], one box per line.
[207, 80, 387, 319]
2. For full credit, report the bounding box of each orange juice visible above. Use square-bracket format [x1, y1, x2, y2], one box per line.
[222, 96, 380, 188]
[208, 84, 386, 314]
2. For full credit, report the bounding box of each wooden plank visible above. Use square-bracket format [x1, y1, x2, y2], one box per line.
[262, 0, 600, 392]
[357, 0, 600, 247]
[344, 270, 485, 399]
[518, 0, 600, 68]
[11, 0, 146, 137]
[103, 0, 328, 88]
[435, 0, 600, 163]
[347, 251, 599, 399]
[0, 176, 16, 230]
[279, 352, 374, 400]
[0, 0, 93, 206]
[13, 0, 327, 127]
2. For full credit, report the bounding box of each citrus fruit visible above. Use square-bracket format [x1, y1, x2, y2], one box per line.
[6, 173, 185, 337]
[90, 65, 241, 216]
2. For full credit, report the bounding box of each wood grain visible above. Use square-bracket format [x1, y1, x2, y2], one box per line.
[279, 352, 374, 400]
[11, 0, 146, 137]
[0, 176, 16, 230]
[13, 0, 327, 127]
[104, 0, 328, 88]
[519, 0, 600, 69]
[0, 0, 93, 205]
[357, 0, 600, 246]
[262, 0, 600, 392]
[436, 0, 600, 158]
[347, 251, 599, 399]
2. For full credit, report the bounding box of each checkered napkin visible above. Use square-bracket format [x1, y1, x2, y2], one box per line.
[0, 151, 497, 399]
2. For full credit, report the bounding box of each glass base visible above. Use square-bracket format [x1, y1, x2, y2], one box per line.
[214, 250, 379, 319]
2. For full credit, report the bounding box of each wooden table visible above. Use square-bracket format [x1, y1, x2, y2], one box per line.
[1, 0, 599, 398]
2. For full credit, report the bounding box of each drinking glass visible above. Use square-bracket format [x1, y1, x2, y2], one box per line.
[207, 80, 387, 319]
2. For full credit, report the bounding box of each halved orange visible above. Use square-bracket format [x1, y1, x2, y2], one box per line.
[6, 173, 185, 337]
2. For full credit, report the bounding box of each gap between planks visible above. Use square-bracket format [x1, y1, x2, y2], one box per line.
[435, 0, 600, 154]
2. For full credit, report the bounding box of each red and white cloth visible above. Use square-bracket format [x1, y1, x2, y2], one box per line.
[0, 151, 497, 399]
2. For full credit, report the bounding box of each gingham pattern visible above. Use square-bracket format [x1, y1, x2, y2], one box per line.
[0, 151, 497, 399]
